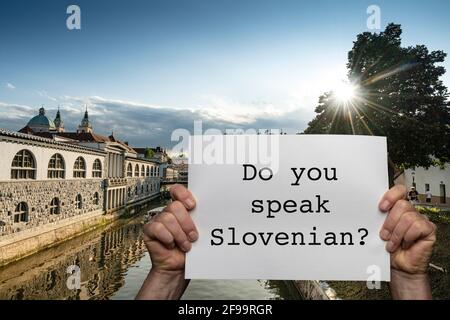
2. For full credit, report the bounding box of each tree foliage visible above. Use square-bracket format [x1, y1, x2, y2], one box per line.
[144, 148, 155, 159]
[305, 24, 450, 169]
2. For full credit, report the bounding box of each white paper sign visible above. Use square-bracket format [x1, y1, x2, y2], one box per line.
[186, 135, 390, 281]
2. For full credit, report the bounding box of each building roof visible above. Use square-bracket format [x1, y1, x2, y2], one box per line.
[133, 148, 147, 154]
[0, 128, 106, 155]
[56, 132, 111, 143]
[18, 125, 34, 135]
[54, 108, 64, 128]
[17, 107, 137, 154]
[27, 107, 56, 130]
[79, 109, 92, 129]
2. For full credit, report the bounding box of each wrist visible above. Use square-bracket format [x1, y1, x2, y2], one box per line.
[136, 268, 189, 300]
[390, 269, 432, 300]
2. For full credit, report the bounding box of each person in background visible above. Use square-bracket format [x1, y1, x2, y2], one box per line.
[408, 187, 419, 205]
[426, 190, 432, 204]
[136, 184, 436, 300]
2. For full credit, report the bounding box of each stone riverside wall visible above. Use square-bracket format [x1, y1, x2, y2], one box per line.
[0, 179, 104, 266]
[0, 209, 111, 266]
[0, 179, 104, 236]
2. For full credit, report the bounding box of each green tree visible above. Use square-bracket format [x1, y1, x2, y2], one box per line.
[305, 24, 450, 173]
[144, 148, 155, 159]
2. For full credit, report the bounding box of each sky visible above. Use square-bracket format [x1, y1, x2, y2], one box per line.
[0, 0, 449, 148]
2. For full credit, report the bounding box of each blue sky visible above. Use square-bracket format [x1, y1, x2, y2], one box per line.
[1, 0, 449, 147]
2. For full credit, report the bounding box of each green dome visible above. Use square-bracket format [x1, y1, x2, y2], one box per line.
[28, 107, 56, 129]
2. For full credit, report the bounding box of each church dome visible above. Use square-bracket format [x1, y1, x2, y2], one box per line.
[28, 107, 56, 130]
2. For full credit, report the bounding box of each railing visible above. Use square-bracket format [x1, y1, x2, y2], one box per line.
[105, 178, 128, 187]
[162, 178, 188, 184]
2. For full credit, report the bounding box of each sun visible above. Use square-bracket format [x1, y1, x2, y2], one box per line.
[333, 81, 358, 104]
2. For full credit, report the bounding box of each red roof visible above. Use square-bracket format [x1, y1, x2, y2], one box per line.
[56, 132, 111, 143]
[18, 126, 34, 134]
[17, 127, 135, 152]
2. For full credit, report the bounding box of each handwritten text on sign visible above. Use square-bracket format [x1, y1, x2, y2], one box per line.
[186, 135, 390, 281]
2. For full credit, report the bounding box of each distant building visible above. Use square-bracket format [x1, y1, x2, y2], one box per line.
[165, 167, 179, 181]
[395, 164, 449, 207]
[132, 146, 170, 179]
[167, 155, 188, 182]
[133, 146, 169, 162]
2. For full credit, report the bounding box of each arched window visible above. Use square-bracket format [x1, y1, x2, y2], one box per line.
[146, 184, 149, 192]
[146, 166, 150, 177]
[127, 187, 132, 197]
[92, 159, 102, 178]
[134, 164, 139, 177]
[14, 202, 28, 223]
[151, 166, 154, 177]
[48, 154, 65, 179]
[135, 186, 138, 194]
[50, 197, 60, 214]
[11, 150, 36, 179]
[93, 192, 99, 205]
[141, 165, 145, 177]
[75, 194, 83, 209]
[141, 185, 144, 193]
[156, 167, 159, 177]
[127, 163, 133, 177]
[73, 157, 86, 178]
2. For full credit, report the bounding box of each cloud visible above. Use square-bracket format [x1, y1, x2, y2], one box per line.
[6, 83, 15, 90]
[35, 90, 57, 101]
[0, 96, 311, 149]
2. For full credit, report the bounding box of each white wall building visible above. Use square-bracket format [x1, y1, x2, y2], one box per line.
[395, 165, 449, 206]
[0, 107, 162, 239]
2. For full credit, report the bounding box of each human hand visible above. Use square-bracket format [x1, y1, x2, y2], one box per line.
[136, 185, 197, 299]
[379, 185, 436, 299]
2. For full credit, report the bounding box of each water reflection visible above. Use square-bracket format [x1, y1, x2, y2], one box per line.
[0, 217, 147, 300]
[0, 206, 300, 300]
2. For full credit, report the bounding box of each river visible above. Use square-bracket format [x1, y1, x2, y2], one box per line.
[0, 199, 301, 300]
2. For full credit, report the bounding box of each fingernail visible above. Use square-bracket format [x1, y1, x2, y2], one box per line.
[181, 241, 192, 252]
[380, 200, 390, 212]
[380, 229, 390, 240]
[188, 231, 198, 242]
[185, 199, 195, 209]
[386, 241, 395, 252]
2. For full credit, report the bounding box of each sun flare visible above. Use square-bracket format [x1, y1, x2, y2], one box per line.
[333, 81, 358, 104]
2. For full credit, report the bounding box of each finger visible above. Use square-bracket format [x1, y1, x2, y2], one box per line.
[379, 185, 407, 212]
[156, 212, 192, 252]
[402, 220, 436, 249]
[166, 201, 198, 242]
[144, 221, 175, 249]
[170, 184, 196, 210]
[146, 239, 174, 257]
[380, 199, 413, 238]
[385, 211, 420, 253]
